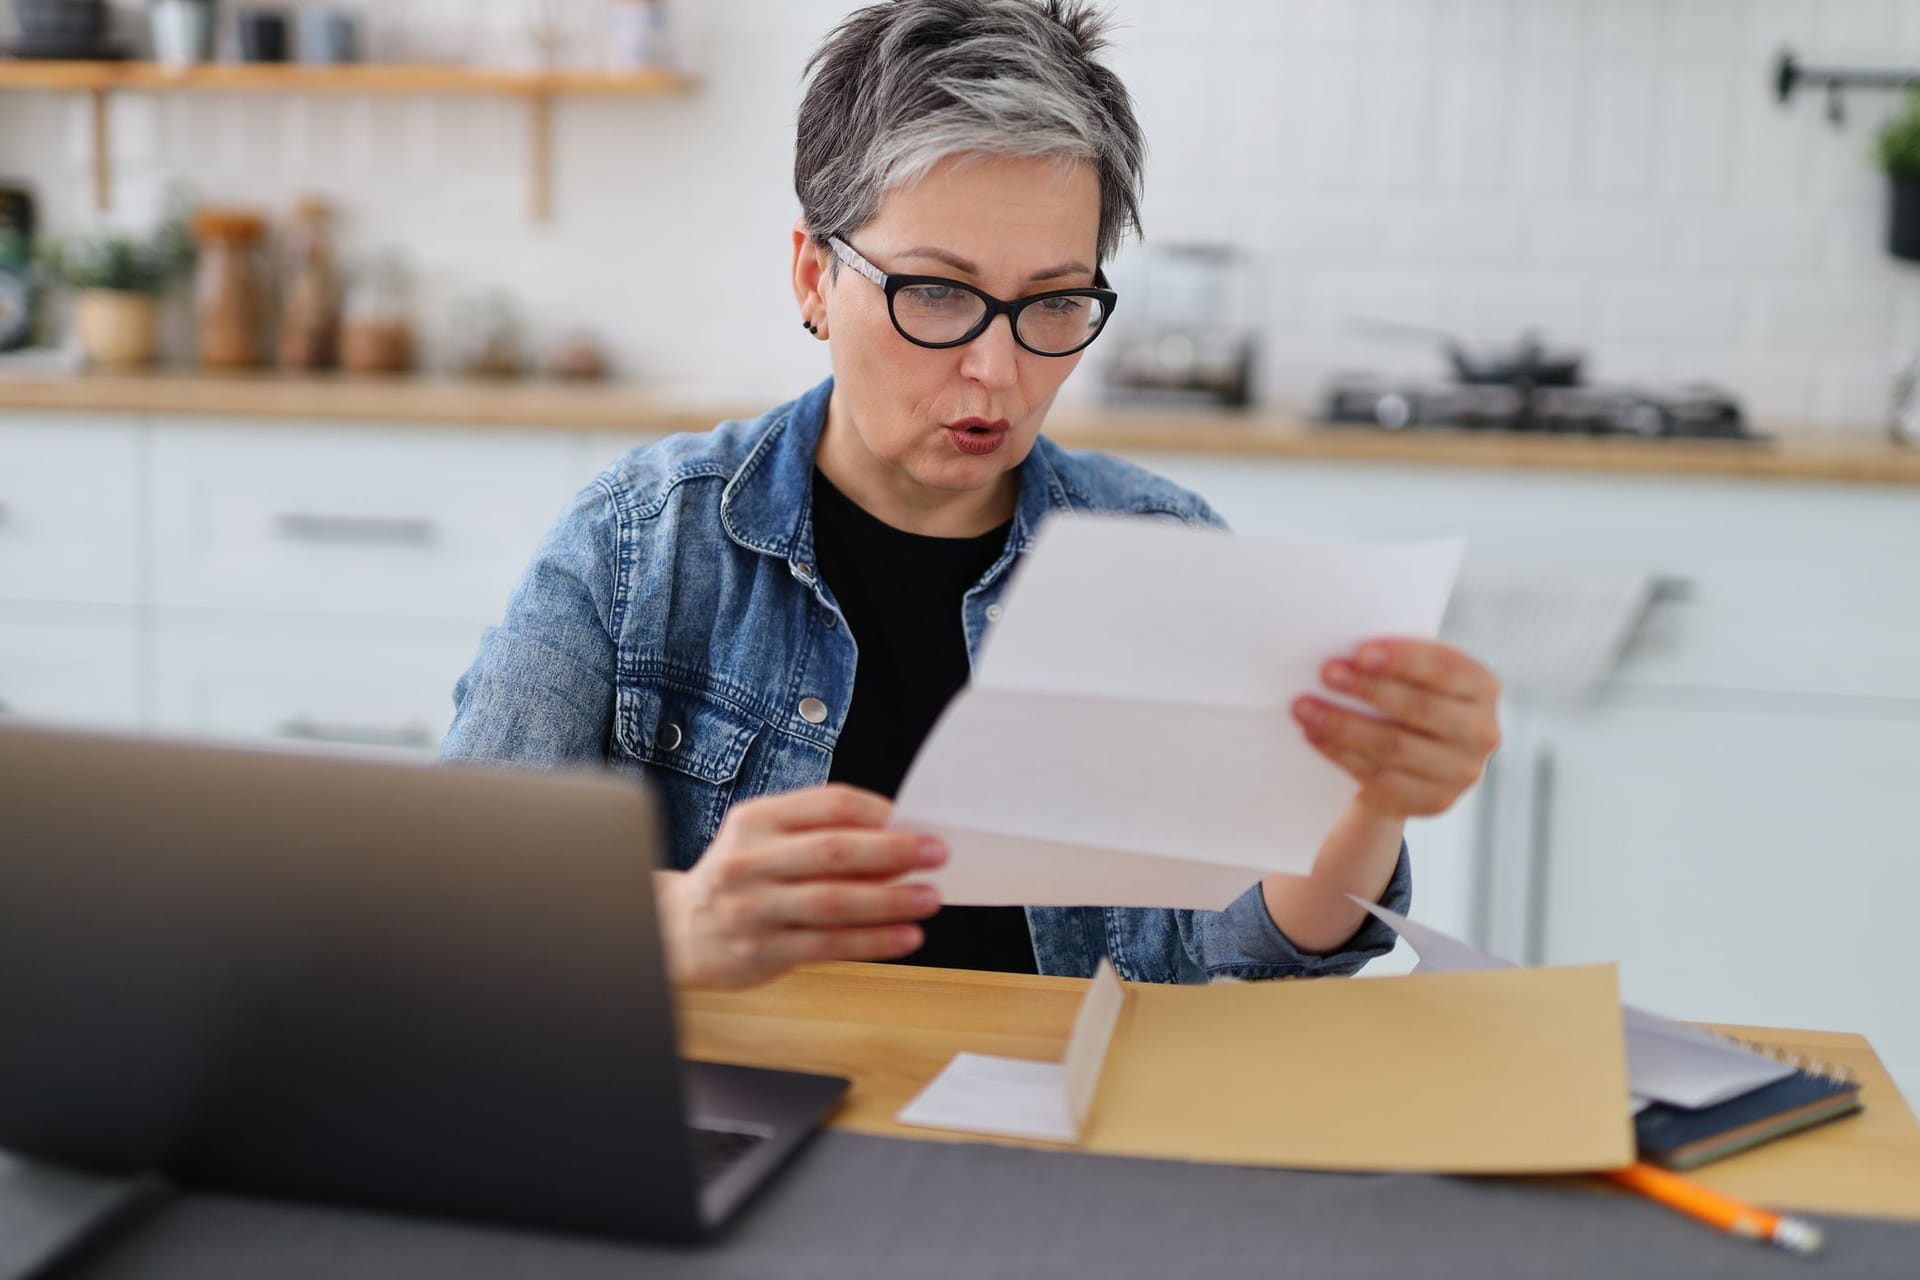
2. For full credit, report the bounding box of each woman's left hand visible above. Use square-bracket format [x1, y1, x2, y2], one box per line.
[1291, 639, 1503, 820]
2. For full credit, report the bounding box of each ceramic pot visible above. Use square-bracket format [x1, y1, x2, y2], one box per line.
[235, 8, 290, 63]
[298, 8, 358, 64]
[16, 0, 106, 44]
[73, 289, 158, 367]
[1890, 175, 1920, 263]
[150, 0, 214, 67]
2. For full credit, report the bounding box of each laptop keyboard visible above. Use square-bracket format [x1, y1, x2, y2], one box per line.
[689, 1124, 769, 1188]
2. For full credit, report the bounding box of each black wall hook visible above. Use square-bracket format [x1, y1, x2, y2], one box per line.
[1777, 49, 1920, 128]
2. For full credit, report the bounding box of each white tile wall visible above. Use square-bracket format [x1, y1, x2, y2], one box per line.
[0, 0, 1916, 434]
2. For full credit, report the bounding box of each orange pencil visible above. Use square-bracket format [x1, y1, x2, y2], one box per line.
[1606, 1161, 1824, 1256]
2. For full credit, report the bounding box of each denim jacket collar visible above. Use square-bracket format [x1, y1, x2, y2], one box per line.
[719, 376, 1076, 587]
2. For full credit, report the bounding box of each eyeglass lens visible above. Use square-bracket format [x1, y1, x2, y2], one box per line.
[892, 283, 1109, 354]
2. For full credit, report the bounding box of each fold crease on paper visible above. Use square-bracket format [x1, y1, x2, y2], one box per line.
[895, 517, 1465, 910]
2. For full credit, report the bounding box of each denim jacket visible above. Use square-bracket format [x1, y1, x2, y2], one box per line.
[442, 377, 1410, 983]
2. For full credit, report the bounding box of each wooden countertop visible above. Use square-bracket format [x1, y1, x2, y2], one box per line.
[680, 962, 1920, 1222]
[0, 369, 732, 434]
[1043, 413, 1920, 488]
[4, 369, 1919, 487]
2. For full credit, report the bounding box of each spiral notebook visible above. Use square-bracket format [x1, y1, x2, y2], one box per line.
[1633, 1037, 1862, 1171]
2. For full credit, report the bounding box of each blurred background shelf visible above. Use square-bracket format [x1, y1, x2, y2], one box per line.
[0, 60, 693, 95]
[0, 60, 696, 218]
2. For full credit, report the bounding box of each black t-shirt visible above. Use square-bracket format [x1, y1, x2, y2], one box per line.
[811, 468, 1037, 974]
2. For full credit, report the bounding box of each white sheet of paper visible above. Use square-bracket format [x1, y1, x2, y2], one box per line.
[896, 517, 1465, 910]
[897, 961, 1127, 1144]
[895, 1053, 1080, 1144]
[1618, 1006, 1796, 1109]
[1352, 899, 1794, 1109]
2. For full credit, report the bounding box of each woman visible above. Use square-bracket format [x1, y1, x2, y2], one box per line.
[443, 0, 1501, 991]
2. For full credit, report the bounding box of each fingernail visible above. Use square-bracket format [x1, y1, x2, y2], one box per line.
[1358, 644, 1390, 672]
[909, 885, 941, 912]
[894, 926, 923, 949]
[916, 838, 948, 867]
[1325, 661, 1356, 690]
[1294, 699, 1326, 726]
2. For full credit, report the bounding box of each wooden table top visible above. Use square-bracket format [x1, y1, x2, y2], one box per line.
[677, 962, 1920, 1222]
[4, 370, 1919, 487]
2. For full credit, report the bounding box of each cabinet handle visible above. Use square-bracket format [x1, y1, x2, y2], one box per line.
[276, 717, 435, 750]
[1522, 745, 1556, 967]
[1649, 575, 1693, 604]
[273, 512, 436, 547]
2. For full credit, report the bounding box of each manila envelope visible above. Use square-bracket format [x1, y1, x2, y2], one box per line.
[1089, 963, 1634, 1174]
[902, 962, 1635, 1175]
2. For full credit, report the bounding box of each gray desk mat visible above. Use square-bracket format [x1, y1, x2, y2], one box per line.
[46, 1131, 1920, 1280]
[0, 1155, 164, 1280]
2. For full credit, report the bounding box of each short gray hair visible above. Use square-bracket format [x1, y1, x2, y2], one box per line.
[795, 0, 1146, 265]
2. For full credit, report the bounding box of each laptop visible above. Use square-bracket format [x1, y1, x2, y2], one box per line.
[0, 722, 849, 1244]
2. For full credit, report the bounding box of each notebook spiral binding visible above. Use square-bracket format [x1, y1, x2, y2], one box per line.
[1713, 1032, 1857, 1085]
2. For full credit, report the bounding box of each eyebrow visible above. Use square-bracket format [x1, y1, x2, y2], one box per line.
[896, 246, 1094, 284]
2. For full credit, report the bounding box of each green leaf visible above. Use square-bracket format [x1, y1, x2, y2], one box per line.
[39, 215, 196, 296]
[1877, 90, 1920, 178]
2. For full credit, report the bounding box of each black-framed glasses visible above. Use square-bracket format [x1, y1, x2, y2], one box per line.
[828, 236, 1117, 357]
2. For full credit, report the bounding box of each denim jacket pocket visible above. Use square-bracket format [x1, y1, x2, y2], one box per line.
[614, 680, 761, 867]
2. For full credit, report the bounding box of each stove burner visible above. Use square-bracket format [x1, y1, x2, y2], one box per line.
[1319, 375, 1753, 440]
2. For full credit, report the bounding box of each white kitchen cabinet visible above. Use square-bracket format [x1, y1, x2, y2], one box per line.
[0, 415, 142, 607]
[1531, 695, 1920, 1102]
[0, 611, 143, 729]
[150, 618, 482, 757]
[150, 421, 580, 624]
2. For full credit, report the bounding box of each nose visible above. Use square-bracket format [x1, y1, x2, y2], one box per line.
[957, 312, 1021, 391]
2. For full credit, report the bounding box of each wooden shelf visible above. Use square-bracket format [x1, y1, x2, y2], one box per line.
[0, 60, 695, 219]
[0, 60, 692, 95]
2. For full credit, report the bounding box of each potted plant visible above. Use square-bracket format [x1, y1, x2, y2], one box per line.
[40, 219, 193, 368]
[1876, 91, 1920, 263]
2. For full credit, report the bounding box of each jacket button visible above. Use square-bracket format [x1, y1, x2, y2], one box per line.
[660, 723, 683, 752]
[798, 697, 829, 725]
[986, 604, 1004, 622]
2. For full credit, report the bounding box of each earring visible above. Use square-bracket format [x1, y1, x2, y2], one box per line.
[802, 319, 821, 336]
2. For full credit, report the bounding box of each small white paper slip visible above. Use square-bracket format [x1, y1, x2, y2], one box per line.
[897, 961, 1127, 1145]
[1351, 899, 1794, 1110]
[895, 1054, 1080, 1145]
[895, 517, 1465, 911]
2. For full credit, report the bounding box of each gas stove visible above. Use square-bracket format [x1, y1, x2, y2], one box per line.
[1319, 374, 1754, 440]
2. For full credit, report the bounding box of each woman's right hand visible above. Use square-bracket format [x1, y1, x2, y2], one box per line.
[653, 783, 946, 990]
